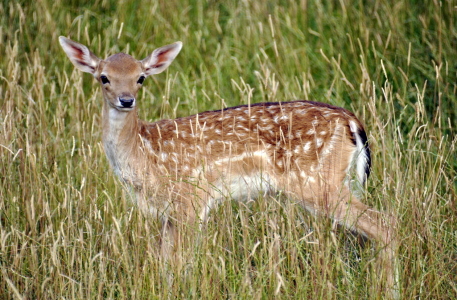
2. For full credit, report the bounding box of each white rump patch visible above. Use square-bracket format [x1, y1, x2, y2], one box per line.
[348, 120, 369, 184]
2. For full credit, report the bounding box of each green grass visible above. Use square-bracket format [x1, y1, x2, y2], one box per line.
[1, 0, 456, 299]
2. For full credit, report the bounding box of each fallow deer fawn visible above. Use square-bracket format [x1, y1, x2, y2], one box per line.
[59, 36, 397, 295]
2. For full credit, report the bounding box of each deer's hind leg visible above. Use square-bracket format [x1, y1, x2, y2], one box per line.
[285, 180, 397, 297]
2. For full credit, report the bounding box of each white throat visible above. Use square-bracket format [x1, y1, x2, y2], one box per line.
[102, 106, 133, 179]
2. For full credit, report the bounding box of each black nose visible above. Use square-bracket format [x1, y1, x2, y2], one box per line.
[119, 97, 134, 108]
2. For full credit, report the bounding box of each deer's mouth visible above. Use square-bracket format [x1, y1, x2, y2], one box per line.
[116, 106, 135, 112]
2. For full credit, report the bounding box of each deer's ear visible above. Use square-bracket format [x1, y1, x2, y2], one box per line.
[141, 42, 182, 76]
[59, 36, 101, 75]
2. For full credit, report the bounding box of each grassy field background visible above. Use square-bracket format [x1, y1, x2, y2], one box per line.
[1, 0, 456, 299]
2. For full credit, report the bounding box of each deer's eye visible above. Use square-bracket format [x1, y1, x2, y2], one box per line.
[100, 75, 110, 84]
[137, 75, 146, 85]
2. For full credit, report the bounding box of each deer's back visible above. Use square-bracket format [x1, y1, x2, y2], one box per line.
[138, 101, 366, 180]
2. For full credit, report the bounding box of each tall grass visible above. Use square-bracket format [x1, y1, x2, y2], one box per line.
[1, 0, 456, 299]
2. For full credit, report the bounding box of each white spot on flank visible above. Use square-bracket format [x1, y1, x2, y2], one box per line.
[257, 125, 273, 131]
[303, 142, 311, 152]
[160, 152, 168, 161]
[163, 140, 171, 146]
[171, 154, 179, 163]
[306, 129, 316, 135]
[316, 138, 323, 148]
[293, 146, 301, 154]
[324, 113, 333, 118]
[273, 114, 288, 123]
[261, 117, 270, 123]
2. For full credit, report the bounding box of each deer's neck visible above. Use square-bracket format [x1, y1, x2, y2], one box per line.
[102, 102, 142, 181]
